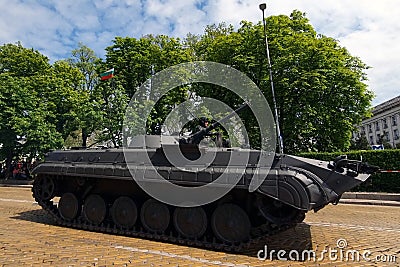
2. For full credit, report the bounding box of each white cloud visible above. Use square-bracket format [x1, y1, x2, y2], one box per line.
[204, 0, 400, 105]
[0, 0, 398, 104]
[142, 0, 208, 36]
[293, 0, 400, 105]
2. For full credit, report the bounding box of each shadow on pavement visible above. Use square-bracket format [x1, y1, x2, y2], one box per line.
[238, 223, 312, 259]
[13, 209, 312, 260]
[12, 208, 57, 226]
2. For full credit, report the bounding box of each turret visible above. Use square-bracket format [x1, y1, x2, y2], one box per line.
[181, 102, 249, 145]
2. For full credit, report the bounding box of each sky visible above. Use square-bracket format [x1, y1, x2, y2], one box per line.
[0, 0, 399, 105]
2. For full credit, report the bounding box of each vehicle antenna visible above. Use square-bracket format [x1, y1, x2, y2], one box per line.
[259, 3, 284, 154]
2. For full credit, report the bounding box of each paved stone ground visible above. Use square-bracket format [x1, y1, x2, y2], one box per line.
[0, 187, 399, 266]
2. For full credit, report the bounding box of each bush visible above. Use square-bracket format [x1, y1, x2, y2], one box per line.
[298, 150, 400, 193]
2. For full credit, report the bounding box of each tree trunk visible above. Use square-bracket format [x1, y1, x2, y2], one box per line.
[82, 129, 88, 147]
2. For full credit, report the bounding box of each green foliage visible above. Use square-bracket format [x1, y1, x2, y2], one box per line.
[49, 60, 87, 140]
[67, 42, 100, 91]
[299, 150, 400, 192]
[103, 35, 193, 136]
[0, 47, 63, 163]
[191, 12, 373, 152]
[0, 42, 50, 77]
[377, 135, 393, 149]
[66, 44, 102, 147]
[94, 79, 128, 147]
[105, 35, 191, 98]
[0, 10, 376, 170]
[0, 43, 88, 165]
[350, 133, 370, 150]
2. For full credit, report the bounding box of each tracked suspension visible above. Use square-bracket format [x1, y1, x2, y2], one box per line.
[32, 175, 305, 252]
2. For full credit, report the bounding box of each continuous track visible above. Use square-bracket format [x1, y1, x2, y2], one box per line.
[32, 176, 305, 252]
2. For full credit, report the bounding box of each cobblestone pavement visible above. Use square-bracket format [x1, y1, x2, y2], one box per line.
[0, 187, 399, 266]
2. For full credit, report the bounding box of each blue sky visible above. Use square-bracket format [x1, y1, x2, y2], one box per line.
[1, 0, 399, 105]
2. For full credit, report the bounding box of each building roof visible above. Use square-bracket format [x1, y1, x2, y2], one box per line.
[373, 95, 400, 116]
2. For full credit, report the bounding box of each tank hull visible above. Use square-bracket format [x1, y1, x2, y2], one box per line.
[32, 147, 371, 251]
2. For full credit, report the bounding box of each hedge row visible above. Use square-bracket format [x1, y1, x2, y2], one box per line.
[298, 150, 400, 193]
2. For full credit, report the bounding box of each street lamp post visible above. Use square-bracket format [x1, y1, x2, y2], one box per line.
[259, 3, 284, 154]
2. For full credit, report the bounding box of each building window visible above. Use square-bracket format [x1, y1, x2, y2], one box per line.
[369, 135, 373, 144]
[392, 115, 398, 126]
[383, 131, 390, 141]
[368, 124, 372, 133]
[377, 133, 381, 142]
[375, 121, 380, 131]
[383, 118, 388, 129]
[361, 126, 365, 135]
[394, 129, 399, 140]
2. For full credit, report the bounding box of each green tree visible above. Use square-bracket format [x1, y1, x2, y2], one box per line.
[49, 60, 86, 141]
[101, 35, 193, 137]
[67, 43, 102, 147]
[0, 42, 49, 77]
[94, 79, 128, 147]
[191, 11, 373, 153]
[0, 44, 64, 169]
[350, 133, 370, 150]
[0, 43, 90, 173]
[377, 134, 392, 149]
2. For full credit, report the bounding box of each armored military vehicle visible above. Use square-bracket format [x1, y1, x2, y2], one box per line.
[31, 103, 377, 251]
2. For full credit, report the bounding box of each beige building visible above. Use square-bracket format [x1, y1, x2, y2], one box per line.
[354, 95, 400, 148]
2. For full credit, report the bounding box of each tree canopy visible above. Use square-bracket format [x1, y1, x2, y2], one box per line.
[0, 43, 81, 166]
[0, 10, 375, 173]
[188, 11, 373, 152]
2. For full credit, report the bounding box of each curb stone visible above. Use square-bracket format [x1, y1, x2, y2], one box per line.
[0, 180, 399, 206]
[340, 192, 400, 207]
